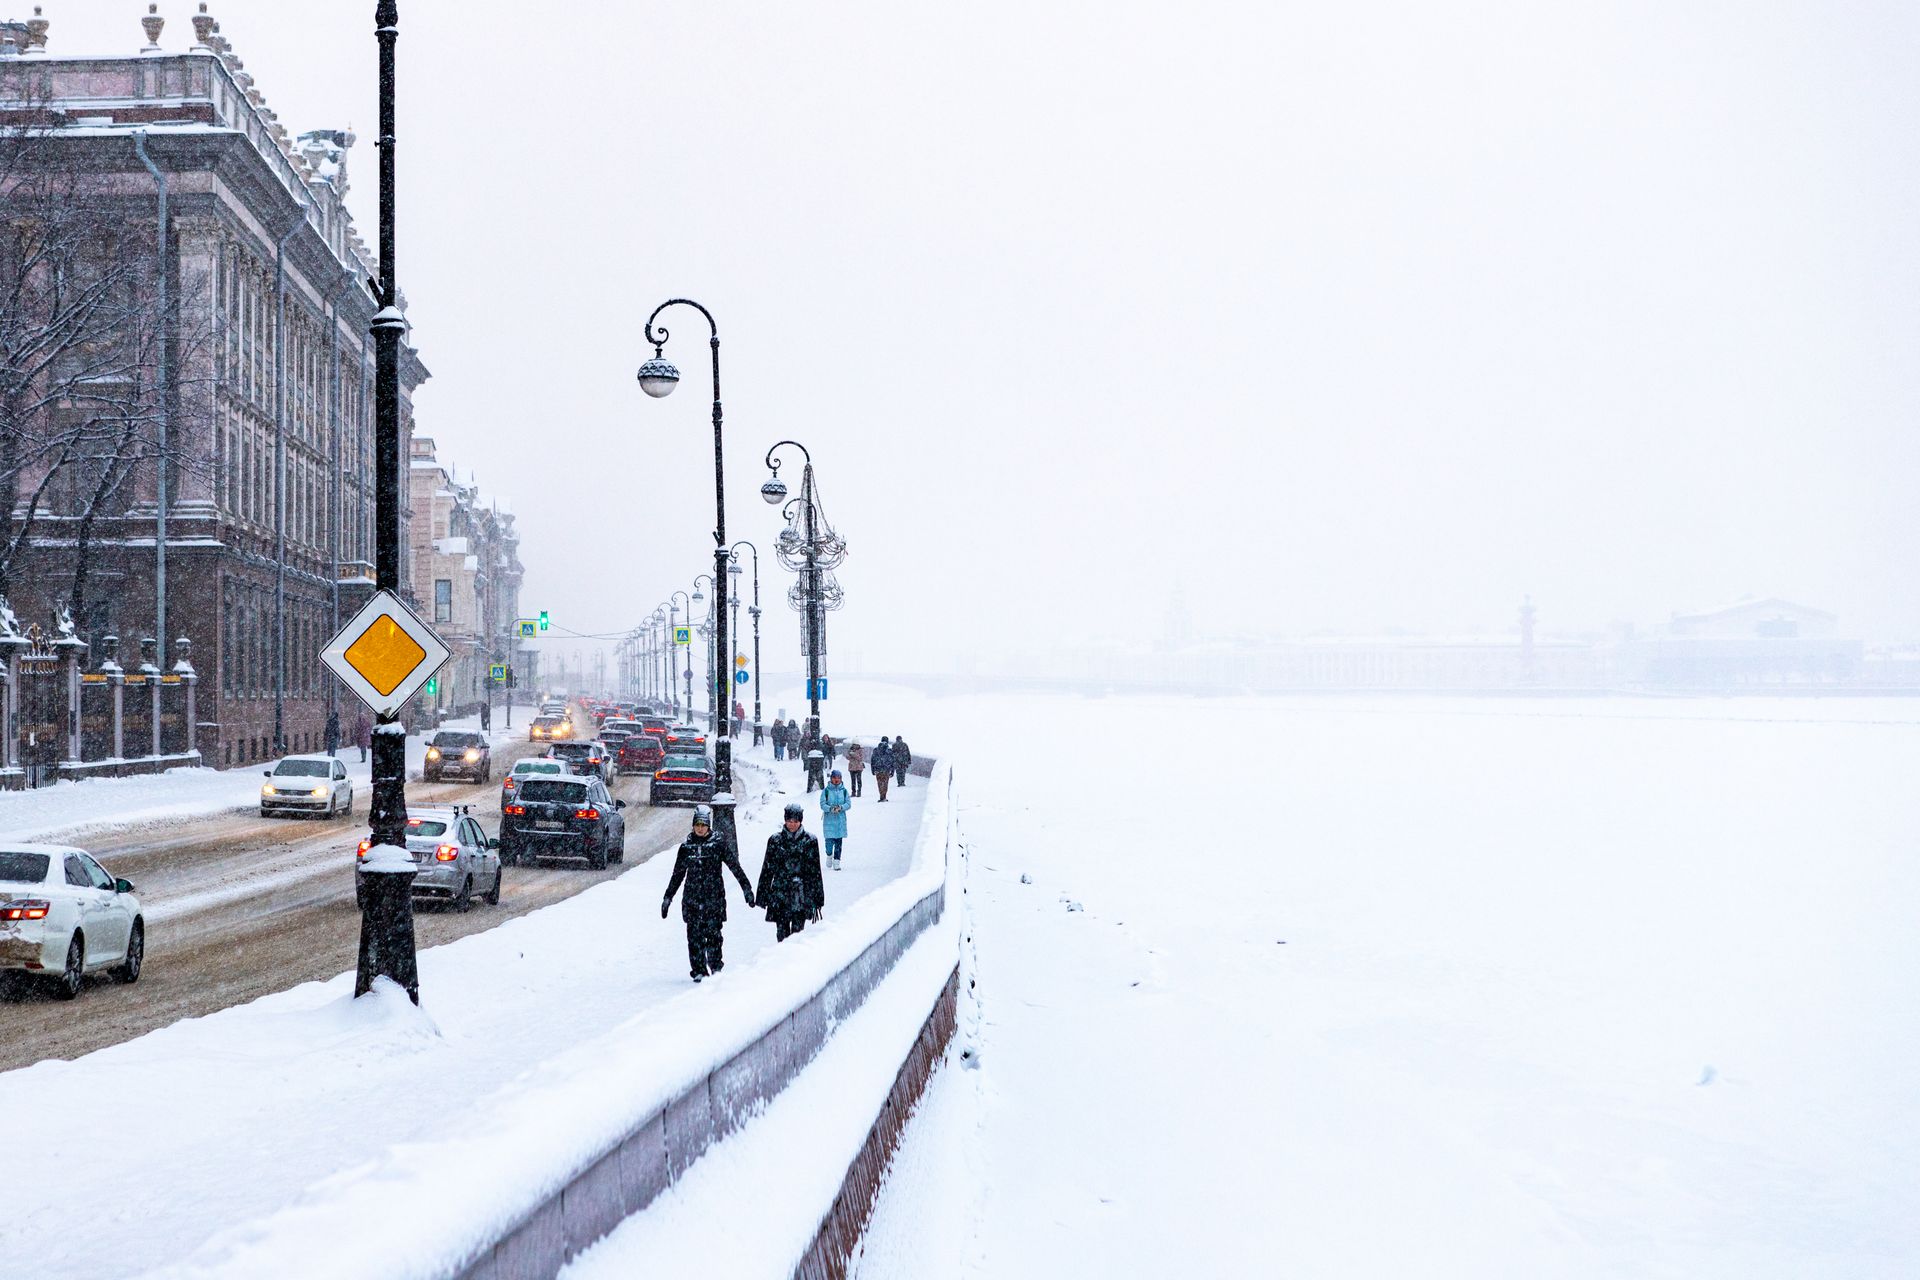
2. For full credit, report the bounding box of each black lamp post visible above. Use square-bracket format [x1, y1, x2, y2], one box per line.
[652, 604, 669, 707]
[729, 541, 761, 745]
[762, 441, 846, 742]
[668, 589, 690, 721]
[638, 300, 736, 841]
[355, 0, 417, 1003]
[693, 573, 716, 734]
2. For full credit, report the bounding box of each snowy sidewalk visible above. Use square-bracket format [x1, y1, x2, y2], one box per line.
[4, 743, 932, 1280]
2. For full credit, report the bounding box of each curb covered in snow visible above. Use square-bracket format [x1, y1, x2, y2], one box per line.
[455, 761, 959, 1280]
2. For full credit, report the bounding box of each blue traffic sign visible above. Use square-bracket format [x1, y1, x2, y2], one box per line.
[734, 669, 749, 685]
[807, 678, 828, 700]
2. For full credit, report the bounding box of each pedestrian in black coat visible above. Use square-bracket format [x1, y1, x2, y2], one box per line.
[770, 717, 786, 760]
[324, 709, 341, 757]
[757, 803, 825, 941]
[661, 805, 756, 980]
[892, 736, 912, 787]
[871, 738, 895, 801]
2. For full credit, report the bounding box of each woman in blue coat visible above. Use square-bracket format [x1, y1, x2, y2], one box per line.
[819, 769, 851, 868]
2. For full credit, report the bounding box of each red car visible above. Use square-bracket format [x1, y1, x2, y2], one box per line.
[617, 733, 665, 775]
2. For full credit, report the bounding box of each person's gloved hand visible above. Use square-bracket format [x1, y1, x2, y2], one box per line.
[745, 890, 757, 909]
[660, 897, 670, 918]
[811, 908, 823, 923]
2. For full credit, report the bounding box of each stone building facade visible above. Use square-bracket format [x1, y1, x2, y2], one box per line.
[409, 436, 522, 721]
[0, 9, 428, 767]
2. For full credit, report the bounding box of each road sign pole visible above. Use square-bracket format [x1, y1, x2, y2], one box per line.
[358, 0, 418, 1005]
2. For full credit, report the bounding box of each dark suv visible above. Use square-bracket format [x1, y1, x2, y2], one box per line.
[546, 740, 610, 781]
[500, 775, 627, 869]
[423, 731, 491, 783]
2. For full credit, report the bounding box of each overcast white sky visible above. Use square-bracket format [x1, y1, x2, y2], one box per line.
[44, 1, 1920, 672]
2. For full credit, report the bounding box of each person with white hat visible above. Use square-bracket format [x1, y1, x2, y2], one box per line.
[661, 804, 755, 981]
[819, 770, 851, 869]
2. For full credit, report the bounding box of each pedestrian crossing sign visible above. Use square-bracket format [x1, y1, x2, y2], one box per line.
[516, 619, 538, 638]
[489, 663, 507, 682]
[675, 626, 692, 645]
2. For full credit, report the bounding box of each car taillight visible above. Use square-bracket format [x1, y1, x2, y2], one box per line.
[504, 804, 525, 815]
[503, 777, 516, 790]
[574, 807, 600, 820]
[435, 844, 459, 862]
[357, 839, 372, 857]
[654, 769, 667, 780]
[407, 817, 422, 827]
[1, 900, 50, 921]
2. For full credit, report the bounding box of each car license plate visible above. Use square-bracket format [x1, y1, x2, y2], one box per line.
[536, 820, 565, 831]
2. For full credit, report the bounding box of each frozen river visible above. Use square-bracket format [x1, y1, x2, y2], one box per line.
[825, 686, 1920, 1280]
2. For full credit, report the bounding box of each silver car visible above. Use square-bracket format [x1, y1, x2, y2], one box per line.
[354, 806, 502, 912]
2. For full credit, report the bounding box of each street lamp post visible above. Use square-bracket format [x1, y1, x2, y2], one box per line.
[729, 541, 761, 745]
[667, 590, 689, 720]
[356, 0, 418, 1004]
[638, 300, 737, 843]
[762, 441, 846, 743]
[693, 573, 716, 734]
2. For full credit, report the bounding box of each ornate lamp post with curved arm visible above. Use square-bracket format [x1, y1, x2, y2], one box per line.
[729, 541, 762, 745]
[638, 299, 736, 839]
[762, 441, 846, 739]
[693, 573, 717, 733]
[667, 590, 690, 721]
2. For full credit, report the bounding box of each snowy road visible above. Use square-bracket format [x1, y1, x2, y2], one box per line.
[0, 741, 929, 1280]
[0, 736, 683, 1069]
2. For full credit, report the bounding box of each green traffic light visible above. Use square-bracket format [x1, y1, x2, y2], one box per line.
[539, 610, 549, 632]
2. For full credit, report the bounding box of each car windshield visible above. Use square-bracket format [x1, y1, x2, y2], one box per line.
[0, 851, 50, 883]
[551, 744, 591, 758]
[519, 780, 588, 803]
[513, 760, 565, 776]
[534, 717, 562, 727]
[406, 819, 451, 837]
[273, 759, 330, 777]
[433, 733, 484, 748]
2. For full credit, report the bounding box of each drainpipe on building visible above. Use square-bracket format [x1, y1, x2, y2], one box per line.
[271, 192, 309, 756]
[132, 132, 168, 670]
[324, 267, 355, 736]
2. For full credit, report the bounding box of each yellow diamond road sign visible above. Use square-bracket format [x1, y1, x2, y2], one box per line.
[322, 590, 451, 717]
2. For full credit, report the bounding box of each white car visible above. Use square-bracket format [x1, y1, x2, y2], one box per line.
[0, 844, 144, 1000]
[354, 806, 502, 912]
[500, 756, 569, 809]
[261, 754, 354, 819]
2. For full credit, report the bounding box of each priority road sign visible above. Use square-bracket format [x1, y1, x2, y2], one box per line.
[734, 654, 748, 668]
[322, 590, 451, 717]
[489, 662, 507, 682]
[516, 619, 538, 638]
[674, 626, 692, 645]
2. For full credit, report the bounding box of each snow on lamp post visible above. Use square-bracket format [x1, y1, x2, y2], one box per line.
[356, 0, 419, 1004]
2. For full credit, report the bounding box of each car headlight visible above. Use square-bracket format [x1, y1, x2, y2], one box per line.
[464, 749, 480, 762]
[427, 747, 441, 760]
[310, 786, 328, 797]
[262, 784, 277, 796]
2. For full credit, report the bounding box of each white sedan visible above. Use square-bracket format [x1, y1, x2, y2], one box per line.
[261, 754, 355, 819]
[0, 844, 144, 1000]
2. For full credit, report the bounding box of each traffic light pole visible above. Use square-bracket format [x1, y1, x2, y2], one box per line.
[356, 0, 419, 1004]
